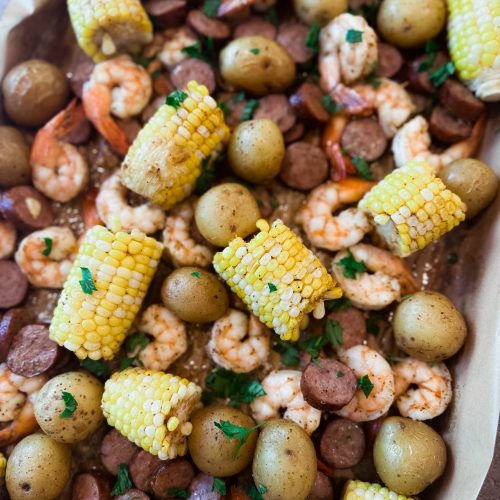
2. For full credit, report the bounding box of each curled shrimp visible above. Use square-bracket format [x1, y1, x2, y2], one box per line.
[83, 55, 152, 156]
[332, 243, 418, 310]
[159, 27, 198, 68]
[218, 0, 275, 16]
[296, 178, 374, 251]
[96, 171, 166, 234]
[250, 370, 322, 434]
[135, 304, 188, 371]
[393, 357, 452, 421]
[319, 13, 377, 92]
[0, 363, 47, 446]
[163, 198, 213, 268]
[31, 99, 89, 202]
[335, 345, 395, 422]
[15, 226, 77, 289]
[207, 309, 271, 373]
[0, 220, 16, 259]
[392, 115, 487, 171]
[353, 79, 416, 137]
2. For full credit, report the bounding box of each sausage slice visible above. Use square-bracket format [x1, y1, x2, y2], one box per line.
[151, 458, 195, 498]
[289, 83, 329, 123]
[189, 474, 221, 500]
[187, 9, 230, 39]
[0, 261, 28, 310]
[100, 429, 139, 476]
[439, 79, 485, 122]
[234, 17, 277, 40]
[253, 94, 296, 133]
[429, 105, 472, 143]
[307, 471, 334, 500]
[376, 42, 403, 78]
[327, 308, 366, 350]
[145, 0, 187, 28]
[171, 59, 216, 94]
[340, 118, 388, 162]
[72, 473, 112, 500]
[129, 450, 163, 493]
[0, 308, 30, 362]
[277, 21, 314, 64]
[284, 122, 305, 143]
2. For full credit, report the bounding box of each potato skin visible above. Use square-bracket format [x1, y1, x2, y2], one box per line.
[0, 127, 31, 188]
[220, 36, 296, 95]
[161, 267, 229, 322]
[228, 119, 285, 184]
[188, 405, 258, 477]
[377, 0, 446, 48]
[293, 0, 348, 25]
[373, 416, 446, 496]
[2, 59, 69, 127]
[252, 419, 317, 500]
[34, 371, 104, 444]
[439, 159, 499, 219]
[393, 291, 467, 362]
[195, 183, 260, 247]
[6, 433, 71, 500]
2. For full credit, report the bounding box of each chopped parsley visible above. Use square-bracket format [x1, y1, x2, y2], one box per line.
[269, 196, 279, 210]
[264, 5, 279, 26]
[337, 251, 368, 279]
[258, 484, 267, 495]
[59, 391, 78, 419]
[429, 61, 455, 87]
[325, 296, 351, 312]
[165, 89, 188, 110]
[361, 0, 380, 25]
[366, 311, 384, 336]
[79, 267, 97, 295]
[195, 157, 217, 195]
[366, 68, 382, 89]
[244, 483, 266, 500]
[42, 237, 53, 257]
[120, 332, 151, 370]
[133, 55, 154, 68]
[192, 271, 202, 278]
[218, 100, 230, 116]
[232, 91, 246, 103]
[418, 39, 438, 72]
[387, 354, 405, 364]
[325, 319, 344, 348]
[337, 370, 345, 378]
[181, 37, 216, 66]
[111, 464, 133, 496]
[273, 337, 301, 366]
[202, 0, 221, 17]
[346, 29, 363, 43]
[240, 99, 260, 121]
[250, 48, 260, 55]
[322, 95, 342, 114]
[300, 319, 344, 363]
[267, 283, 277, 293]
[352, 156, 373, 180]
[166, 488, 189, 499]
[214, 420, 264, 458]
[213, 478, 227, 495]
[358, 374, 374, 398]
[305, 23, 321, 53]
[447, 251, 459, 264]
[80, 358, 110, 378]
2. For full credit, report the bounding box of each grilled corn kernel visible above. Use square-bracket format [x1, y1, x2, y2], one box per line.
[343, 480, 416, 500]
[0, 452, 5, 479]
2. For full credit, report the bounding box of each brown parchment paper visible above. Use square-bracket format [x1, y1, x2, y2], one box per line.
[1, 0, 499, 498]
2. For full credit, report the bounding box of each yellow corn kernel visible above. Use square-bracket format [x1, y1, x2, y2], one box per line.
[342, 480, 416, 500]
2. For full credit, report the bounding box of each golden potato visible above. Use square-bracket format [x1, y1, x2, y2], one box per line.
[0, 127, 31, 188]
[293, 0, 348, 25]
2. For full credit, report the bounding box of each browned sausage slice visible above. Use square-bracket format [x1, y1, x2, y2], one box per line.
[189, 474, 221, 500]
[115, 490, 150, 500]
[6, 324, 61, 377]
[301, 359, 357, 411]
[0, 261, 28, 310]
[327, 308, 366, 350]
[429, 105, 472, 143]
[307, 471, 334, 500]
[171, 59, 216, 94]
[340, 118, 388, 162]
[253, 94, 296, 133]
[319, 419, 366, 469]
[280, 142, 329, 190]
[100, 429, 139, 476]
[216, 92, 247, 129]
[289, 83, 329, 123]
[0, 308, 30, 362]
[144, 0, 187, 28]
[376, 42, 403, 78]
[151, 458, 195, 498]
[187, 9, 231, 39]
[129, 450, 163, 493]
[277, 21, 314, 64]
[404, 52, 448, 94]
[234, 17, 277, 40]
[0, 185, 54, 231]
[439, 79, 485, 122]
[72, 472, 112, 500]
[284, 122, 305, 143]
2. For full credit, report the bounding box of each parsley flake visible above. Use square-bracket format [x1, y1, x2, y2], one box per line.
[195, 157, 217, 195]
[366, 311, 384, 336]
[267, 283, 277, 293]
[59, 391, 78, 419]
[244, 483, 266, 500]
[258, 484, 267, 494]
[111, 464, 133, 496]
[218, 100, 230, 116]
[387, 354, 404, 364]
[418, 39, 438, 72]
[214, 420, 264, 458]
[322, 95, 342, 114]
[80, 358, 110, 378]
[133, 55, 154, 68]
[352, 156, 373, 180]
[42, 237, 53, 257]
[165, 89, 188, 110]
[250, 48, 260, 55]
[264, 6, 279, 26]
[273, 338, 300, 366]
[232, 92, 246, 103]
[337, 370, 345, 378]
[305, 23, 321, 53]
[120, 332, 151, 370]
[325, 296, 351, 312]
[213, 478, 227, 495]
[360, 0, 380, 25]
[79, 267, 97, 295]
[181, 37, 216, 65]
[429, 61, 455, 87]
[346, 29, 363, 43]
[202, 0, 221, 17]
[240, 99, 260, 121]
[358, 374, 374, 397]
[325, 319, 344, 348]
[337, 251, 368, 279]
[192, 271, 202, 278]
[166, 488, 189, 499]
[299, 335, 326, 363]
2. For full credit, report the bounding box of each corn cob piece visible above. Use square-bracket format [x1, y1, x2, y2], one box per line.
[67, 0, 153, 63]
[49, 225, 162, 360]
[102, 368, 202, 459]
[0, 452, 5, 479]
[446, 0, 500, 101]
[121, 81, 230, 210]
[213, 219, 342, 341]
[358, 160, 466, 257]
[343, 480, 416, 500]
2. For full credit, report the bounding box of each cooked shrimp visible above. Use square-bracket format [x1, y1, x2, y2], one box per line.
[0, 363, 47, 446]
[335, 345, 395, 422]
[218, 0, 276, 16]
[30, 99, 89, 202]
[296, 178, 374, 251]
[353, 79, 416, 137]
[332, 243, 418, 310]
[0, 220, 16, 259]
[15, 226, 77, 288]
[83, 55, 152, 156]
[207, 309, 271, 373]
[393, 357, 452, 421]
[319, 13, 377, 92]
[96, 171, 166, 234]
[159, 27, 198, 68]
[392, 115, 487, 171]
[163, 198, 213, 268]
[135, 304, 188, 371]
[250, 370, 321, 434]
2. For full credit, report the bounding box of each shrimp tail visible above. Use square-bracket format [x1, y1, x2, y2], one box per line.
[82, 187, 103, 229]
[332, 84, 373, 115]
[0, 404, 38, 447]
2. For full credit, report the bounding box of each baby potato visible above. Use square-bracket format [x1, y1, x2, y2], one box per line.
[228, 119, 285, 184]
[293, 0, 348, 25]
[373, 416, 447, 496]
[195, 183, 260, 247]
[188, 405, 258, 477]
[34, 371, 104, 444]
[161, 267, 229, 322]
[393, 291, 467, 362]
[377, 0, 446, 48]
[252, 419, 317, 500]
[220, 36, 296, 95]
[6, 433, 71, 500]
[0, 127, 31, 188]
[439, 158, 499, 219]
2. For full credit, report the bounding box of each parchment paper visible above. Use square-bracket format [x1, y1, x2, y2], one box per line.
[1, 1, 499, 498]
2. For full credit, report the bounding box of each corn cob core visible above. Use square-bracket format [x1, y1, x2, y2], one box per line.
[447, 0, 500, 101]
[343, 480, 416, 500]
[67, 0, 153, 62]
[121, 81, 230, 210]
[213, 219, 342, 341]
[102, 368, 202, 459]
[49, 225, 162, 360]
[0, 452, 5, 479]
[358, 160, 466, 257]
